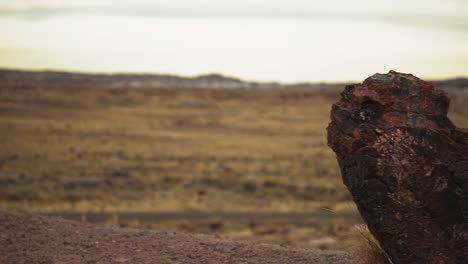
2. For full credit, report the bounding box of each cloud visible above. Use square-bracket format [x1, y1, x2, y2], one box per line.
[0, 0, 467, 31]
[1, 0, 467, 15]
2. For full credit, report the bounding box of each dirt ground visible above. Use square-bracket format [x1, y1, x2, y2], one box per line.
[0, 211, 356, 264]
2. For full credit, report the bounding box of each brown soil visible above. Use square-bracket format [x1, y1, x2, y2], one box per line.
[0, 211, 356, 264]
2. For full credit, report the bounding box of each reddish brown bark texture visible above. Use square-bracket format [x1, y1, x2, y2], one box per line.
[327, 71, 468, 263]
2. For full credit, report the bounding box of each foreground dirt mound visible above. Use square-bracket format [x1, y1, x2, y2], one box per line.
[0, 211, 355, 264]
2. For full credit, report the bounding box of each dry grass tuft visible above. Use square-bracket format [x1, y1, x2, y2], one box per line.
[353, 224, 393, 264]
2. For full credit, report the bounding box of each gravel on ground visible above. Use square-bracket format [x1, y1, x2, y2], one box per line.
[0, 211, 356, 264]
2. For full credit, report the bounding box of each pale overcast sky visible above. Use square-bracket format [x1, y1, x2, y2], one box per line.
[0, 0, 467, 81]
[0, 0, 466, 14]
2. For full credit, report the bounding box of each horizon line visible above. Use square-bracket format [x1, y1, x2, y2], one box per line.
[2, 67, 467, 85]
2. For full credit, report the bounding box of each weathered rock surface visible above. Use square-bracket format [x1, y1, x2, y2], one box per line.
[327, 71, 468, 263]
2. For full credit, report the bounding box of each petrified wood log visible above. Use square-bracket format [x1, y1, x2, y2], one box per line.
[327, 71, 468, 263]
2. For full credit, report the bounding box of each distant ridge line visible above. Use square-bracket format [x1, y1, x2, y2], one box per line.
[0, 68, 353, 90]
[0, 68, 466, 94]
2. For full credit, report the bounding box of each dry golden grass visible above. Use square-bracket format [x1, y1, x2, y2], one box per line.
[0, 85, 350, 213]
[353, 225, 393, 264]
